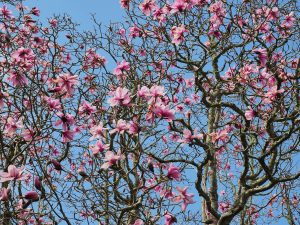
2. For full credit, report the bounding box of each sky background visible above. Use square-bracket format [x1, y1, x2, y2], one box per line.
[5, 1, 291, 224]
[25, 0, 124, 27]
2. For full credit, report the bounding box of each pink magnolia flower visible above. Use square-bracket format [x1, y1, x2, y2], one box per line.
[165, 212, 177, 225]
[8, 71, 28, 86]
[22, 128, 36, 141]
[101, 151, 125, 170]
[108, 87, 131, 107]
[11, 47, 35, 62]
[148, 85, 165, 103]
[245, 107, 256, 120]
[110, 119, 129, 134]
[79, 101, 96, 116]
[30, 7, 40, 16]
[0, 165, 25, 182]
[4, 117, 23, 137]
[266, 7, 279, 21]
[219, 201, 231, 213]
[139, 0, 156, 16]
[170, 25, 188, 45]
[178, 129, 203, 144]
[170, 0, 188, 14]
[252, 48, 268, 66]
[173, 186, 195, 211]
[210, 129, 229, 143]
[130, 26, 143, 38]
[55, 73, 78, 96]
[152, 100, 175, 122]
[90, 122, 106, 139]
[34, 176, 42, 191]
[137, 86, 150, 98]
[0, 188, 10, 201]
[91, 140, 109, 156]
[263, 86, 284, 103]
[0, 5, 12, 19]
[62, 129, 75, 142]
[43, 97, 61, 111]
[128, 121, 139, 135]
[282, 12, 296, 29]
[132, 219, 144, 225]
[167, 164, 181, 181]
[153, 7, 166, 23]
[49, 18, 58, 27]
[55, 113, 75, 130]
[120, 0, 130, 9]
[113, 60, 130, 78]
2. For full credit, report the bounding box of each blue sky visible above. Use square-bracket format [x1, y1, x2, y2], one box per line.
[25, 0, 124, 27]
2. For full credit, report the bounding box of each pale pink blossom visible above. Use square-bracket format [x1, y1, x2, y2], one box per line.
[55, 73, 78, 95]
[113, 60, 130, 78]
[101, 151, 125, 170]
[108, 87, 131, 107]
[152, 100, 175, 121]
[173, 186, 195, 211]
[170, 25, 188, 45]
[0, 5, 12, 19]
[0, 188, 10, 201]
[0, 165, 25, 182]
[91, 140, 109, 156]
[90, 122, 106, 139]
[4, 117, 23, 136]
[110, 119, 128, 134]
[78, 101, 96, 116]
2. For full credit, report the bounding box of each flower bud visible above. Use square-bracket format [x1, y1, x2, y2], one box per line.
[51, 159, 62, 171]
[34, 176, 42, 191]
[25, 191, 39, 201]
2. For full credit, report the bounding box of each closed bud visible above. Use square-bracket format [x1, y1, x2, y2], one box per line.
[24, 191, 39, 201]
[51, 159, 63, 171]
[34, 176, 42, 191]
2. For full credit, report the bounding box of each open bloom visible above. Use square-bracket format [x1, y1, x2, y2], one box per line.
[170, 25, 188, 45]
[113, 60, 130, 78]
[173, 186, 195, 211]
[11, 47, 35, 62]
[0, 188, 10, 201]
[91, 140, 109, 156]
[139, 0, 156, 16]
[55, 73, 78, 96]
[108, 87, 131, 107]
[110, 119, 129, 134]
[0, 165, 25, 182]
[152, 99, 175, 122]
[4, 117, 23, 137]
[101, 151, 125, 170]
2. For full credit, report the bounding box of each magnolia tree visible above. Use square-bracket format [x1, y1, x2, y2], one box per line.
[0, 0, 299, 224]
